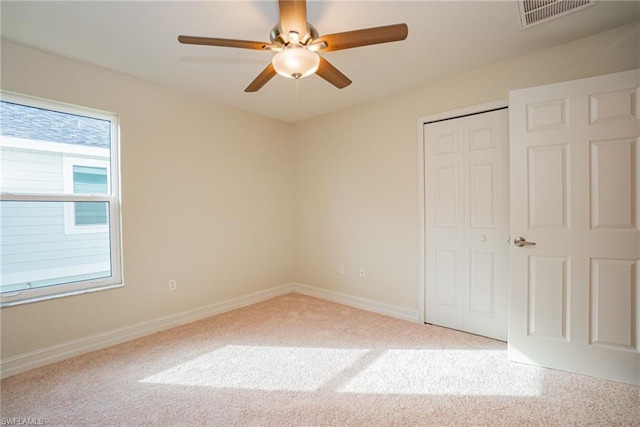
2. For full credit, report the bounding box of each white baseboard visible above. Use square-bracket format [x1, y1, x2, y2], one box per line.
[0, 283, 295, 379]
[291, 283, 420, 323]
[1, 282, 418, 379]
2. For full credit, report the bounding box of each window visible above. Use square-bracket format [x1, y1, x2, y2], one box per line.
[0, 92, 123, 306]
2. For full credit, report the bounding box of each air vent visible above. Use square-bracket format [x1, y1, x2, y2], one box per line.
[518, 0, 597, 29]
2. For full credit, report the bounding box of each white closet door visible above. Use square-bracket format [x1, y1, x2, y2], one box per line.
[508, 69, 640, 385]
[425, 108, 509, 341]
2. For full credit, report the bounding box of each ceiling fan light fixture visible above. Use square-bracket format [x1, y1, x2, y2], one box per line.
[272, 46, 319, 79]
[179, 0, 408, 92]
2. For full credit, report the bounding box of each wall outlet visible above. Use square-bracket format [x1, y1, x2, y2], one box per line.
[359, 267, 366, 278]
[338, 264, 344, 274]
[169, 279, 177, 291]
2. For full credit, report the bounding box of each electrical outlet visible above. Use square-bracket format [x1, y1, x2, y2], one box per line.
[359, 267, 366, 278]
[169, 279, 177, 291]
[338, 264, 344, 274]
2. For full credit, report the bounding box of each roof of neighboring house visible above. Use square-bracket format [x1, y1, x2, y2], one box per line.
[0, 101, 110, 148]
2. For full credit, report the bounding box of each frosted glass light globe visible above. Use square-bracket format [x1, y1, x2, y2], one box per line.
[272, 46, 320, 79]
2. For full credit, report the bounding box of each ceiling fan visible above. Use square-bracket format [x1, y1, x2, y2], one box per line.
[178, 0, 408, 92]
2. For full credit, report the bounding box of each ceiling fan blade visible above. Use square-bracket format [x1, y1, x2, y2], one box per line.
[245, 63, 277, 93]
[279, 0, 307, 37]
[316, 23, 408, 52]
[315, 57, 352, 89]
[178, 35, 271, 50]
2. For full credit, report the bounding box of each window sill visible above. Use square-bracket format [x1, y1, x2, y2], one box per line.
[0, 282, 124, 308]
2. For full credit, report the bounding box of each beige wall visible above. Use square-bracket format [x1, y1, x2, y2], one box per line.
[292, 22, 640, 309]
[2, 21, 639, 361]
[0, 40, 295, 358]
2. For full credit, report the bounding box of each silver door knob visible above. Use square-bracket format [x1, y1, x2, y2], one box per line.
[514, 237, 536, 247]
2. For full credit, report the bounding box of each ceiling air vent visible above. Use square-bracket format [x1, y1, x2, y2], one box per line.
[518, 0, 597, 29]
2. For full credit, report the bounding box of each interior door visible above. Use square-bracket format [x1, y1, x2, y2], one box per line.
[508, 69, 640, 385]
[425, 108, 509, 341]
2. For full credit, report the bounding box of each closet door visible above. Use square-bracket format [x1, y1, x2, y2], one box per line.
[425, 109, 509, 341]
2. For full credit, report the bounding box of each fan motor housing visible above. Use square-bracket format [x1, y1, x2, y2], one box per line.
[270, 23, 319, 46]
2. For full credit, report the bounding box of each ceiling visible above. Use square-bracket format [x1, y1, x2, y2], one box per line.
[1, 1, 639, 123]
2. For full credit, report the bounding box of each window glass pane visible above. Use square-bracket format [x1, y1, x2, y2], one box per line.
[75, 201, 108, 225]
[0, 101, 111, 195]
[72, 166, 108, 225]
[73, 166, 108, 194]
[0, 201, 112, 294]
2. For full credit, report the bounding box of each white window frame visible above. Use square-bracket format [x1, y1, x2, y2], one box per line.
[0, 91, 123, 307]
[62, 157, 111, 235]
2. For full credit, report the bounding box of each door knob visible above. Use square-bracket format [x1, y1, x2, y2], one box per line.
[514, 237, 536, 247]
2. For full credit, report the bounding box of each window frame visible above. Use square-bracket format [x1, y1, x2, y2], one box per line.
[0, 91, 123, 307]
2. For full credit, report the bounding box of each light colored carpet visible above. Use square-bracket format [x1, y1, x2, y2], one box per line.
[1, 293, 638, 425]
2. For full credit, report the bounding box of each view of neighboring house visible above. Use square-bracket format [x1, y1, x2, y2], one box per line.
[0, 101, 112, 293]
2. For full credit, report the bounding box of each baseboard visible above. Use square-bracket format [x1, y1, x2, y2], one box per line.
[291, 283, 420, 323]
[0, 283, 295, 379]
[1, 282, 418, 379]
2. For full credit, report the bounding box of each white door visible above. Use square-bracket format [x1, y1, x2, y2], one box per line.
[425, 108, 509, 341]
[508, 69, 640, 385]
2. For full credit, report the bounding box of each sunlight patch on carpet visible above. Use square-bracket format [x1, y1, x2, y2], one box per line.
[140, 345, 369, 391]
[337, 349, 542, 396]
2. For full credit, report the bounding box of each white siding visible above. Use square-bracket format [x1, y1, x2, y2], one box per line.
[1, 149, 63, 193]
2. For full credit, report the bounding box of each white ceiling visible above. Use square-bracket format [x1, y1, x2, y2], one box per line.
[2, 1, 639, 123]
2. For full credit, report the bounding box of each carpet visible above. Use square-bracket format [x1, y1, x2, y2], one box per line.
[1, 293, 638, 425]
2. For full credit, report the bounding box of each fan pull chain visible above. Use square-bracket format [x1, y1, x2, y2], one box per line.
[296, 78, 299, 101]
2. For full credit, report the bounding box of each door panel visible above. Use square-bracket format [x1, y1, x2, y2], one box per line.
[435, 165, 459, 227]
[425, 108, 509, 341]
[590, 258, 635, 349]
[508, 68, 640, 385]
[469, 161, 496, 228]
[526, 98, 569, 132]
[469, 250, 495, 315]
[527, 256, 569, 340]
[527, 145, 569, 229]
[590, 139, 635, 229]
[436, 247, 457, 307]
[426, 118, 465, 332]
